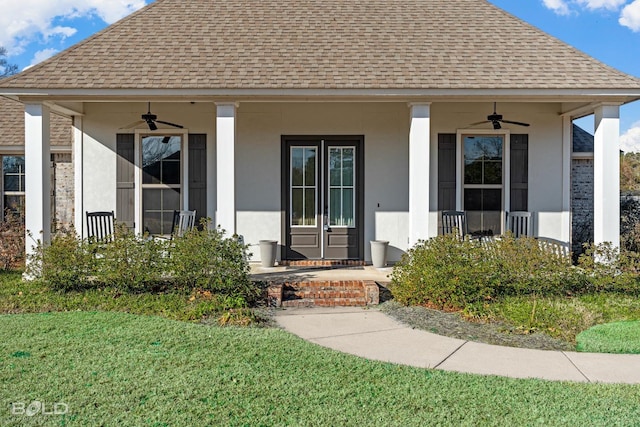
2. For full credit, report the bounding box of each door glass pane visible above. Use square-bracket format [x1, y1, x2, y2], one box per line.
[291, 188, 304, 226]
[328, 146, 356, 227]
[304, 149, 316, 186]
[291, 148, 304, 187]
[290, 147, 316, 227]
[464, 188, 502, 236]
[342, 148, 354, 186]
[329, 148, 341, 186]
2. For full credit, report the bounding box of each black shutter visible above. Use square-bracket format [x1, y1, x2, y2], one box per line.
[510, 134, 529, 211]
[116, 134, 135, 230]
[438, 134, 456, 211]
[188, 134, 207, 226]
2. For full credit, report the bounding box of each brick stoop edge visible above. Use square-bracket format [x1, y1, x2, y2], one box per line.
[267, 280, 379, 307]
[278, 260, 367, 267]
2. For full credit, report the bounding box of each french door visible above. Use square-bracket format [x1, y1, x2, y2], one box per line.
[283, 136, 364, 260]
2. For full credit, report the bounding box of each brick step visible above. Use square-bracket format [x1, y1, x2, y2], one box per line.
[281, 297, 368, 308]
[284, 287, 367, 300]
[279, 260, 367, 267]
[267, 280, 379, 307]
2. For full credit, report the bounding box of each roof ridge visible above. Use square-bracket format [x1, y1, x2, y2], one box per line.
[0, 0, 164, 86]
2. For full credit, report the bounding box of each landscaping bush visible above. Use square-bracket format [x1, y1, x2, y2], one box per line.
[390, 234, 583, 311]
[577, 242, 640, 295]
[389, 234, 495, 310]
[25, 227, 96, 291]
[0, 209, 24, 270]
[94, 225, 168, 292]
[169, 224, 258, 304]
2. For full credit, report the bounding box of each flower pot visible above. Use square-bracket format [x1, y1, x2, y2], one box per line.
[259, 240, 278, 267]
[370, 240, 389, 268]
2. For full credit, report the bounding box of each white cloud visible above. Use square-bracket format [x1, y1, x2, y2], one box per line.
[543, 0, 572, 15]
[621, 122, 640, 153]
[620, 0, 640, 31]
[27, 48, 59, 68]
[576, 0, 627, 10]
[0, 0, 147, 55]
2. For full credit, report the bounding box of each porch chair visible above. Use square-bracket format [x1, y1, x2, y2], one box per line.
[170, 210, 197, 238]
[442, 210, 467, 238]
[86, 211, 115, 243]
[506, 211, 532, 238]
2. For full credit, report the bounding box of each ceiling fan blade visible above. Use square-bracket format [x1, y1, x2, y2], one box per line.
[469, 120, 491, 126]
[156, 120, 184, 129]
[501, 119, 530, 127]
[119, 120, 145, 129]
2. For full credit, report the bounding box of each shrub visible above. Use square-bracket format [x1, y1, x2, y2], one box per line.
[577, 243, 640, 295]
[169, 224, 259, 304]
[390, 234, 583, 311]
[25, 227, 96, 291]
[389, 234, 495, 310]
[94, 225, 168, 292]
[0, 209, 24, 270]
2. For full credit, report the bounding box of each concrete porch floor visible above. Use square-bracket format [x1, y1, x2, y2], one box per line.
[250, 263, 393, 283]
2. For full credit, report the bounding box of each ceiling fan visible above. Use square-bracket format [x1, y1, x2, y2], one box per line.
[471, 103, 530, 130]
[120, 102, 184, 131]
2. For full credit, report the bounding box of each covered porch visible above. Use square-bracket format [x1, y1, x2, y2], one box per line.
[18, 98, 622, 264]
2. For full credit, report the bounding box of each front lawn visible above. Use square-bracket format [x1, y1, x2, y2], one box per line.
[2, 311, 640, 426]
[576, 320, 640, 354]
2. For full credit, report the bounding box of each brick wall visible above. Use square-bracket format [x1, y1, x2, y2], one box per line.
[571, 158, 594, 255]
[51, 153, 74, 229]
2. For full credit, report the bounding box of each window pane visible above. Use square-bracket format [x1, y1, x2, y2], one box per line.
[143, 188, 181, 235]
[329, 149, 341, 186]
[342, 188, 354, 227]
[2, 156, 25, 174]
[142, 136, 181, 185]
[483, 189, 502, 211]
[144, 211, 162, 235]
[3, 175, 19, 192]
[304, 148, 316, 186]
[4, 195, 24, 216]
[484, 161, 502, 185]
[464, 161, 482, 184]
[342, 148, 354, 186]
[163, 160, 181, 185]
[304, 188, 316, 226]
[291, 188, 303, 226]
[143, 189, 162, 210]
[329, 188, 341, 226]
[291, 148, 303, 187]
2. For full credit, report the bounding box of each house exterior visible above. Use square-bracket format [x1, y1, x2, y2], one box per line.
[1, 0, 639, 263]
[0, 96, 74, 228]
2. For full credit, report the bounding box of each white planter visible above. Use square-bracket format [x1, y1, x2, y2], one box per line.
[370, 240, 389, 268]
[259, 240, 278, 267]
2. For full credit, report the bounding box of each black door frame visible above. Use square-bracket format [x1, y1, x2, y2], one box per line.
[281, 135, 364, 260]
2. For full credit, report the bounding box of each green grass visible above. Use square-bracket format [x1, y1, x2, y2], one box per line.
[577, 321, 640, 354]
[479, 293, 640, 344]
[0, 271, 248, 323]
[1, 311, 640, 426]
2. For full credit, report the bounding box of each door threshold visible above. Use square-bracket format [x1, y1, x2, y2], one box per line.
[279, 260, 366, 267]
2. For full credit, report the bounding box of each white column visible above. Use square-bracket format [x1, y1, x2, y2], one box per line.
[408, 103, 431, 246]
[216, 103, 237, 235]
[73, 116, 84, 237]
[593, 104, 620, 248]
[24, 103, 52, 255]
[561, 115, 572, 243]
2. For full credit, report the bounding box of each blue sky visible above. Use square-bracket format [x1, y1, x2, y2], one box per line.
[1, 0, 640, 150]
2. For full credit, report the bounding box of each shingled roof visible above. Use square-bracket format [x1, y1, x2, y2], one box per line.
[1, 0, 639, 91]
[0, 97, 71, 146]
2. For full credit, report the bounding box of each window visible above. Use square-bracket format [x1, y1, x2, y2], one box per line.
[328, 147, 355, 227]
[1, 155, 25, 219]
[463, 135, 504, 236]
[142, 136, 181, 234]
[290, 147, 317, 226]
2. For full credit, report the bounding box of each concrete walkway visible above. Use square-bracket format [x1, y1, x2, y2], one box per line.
[275, 306, 640, 384]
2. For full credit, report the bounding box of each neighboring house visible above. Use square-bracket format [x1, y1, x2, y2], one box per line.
[571, 124, 595, 255]
[0, 96, 74, 229]
[1, 0, 639, 263]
